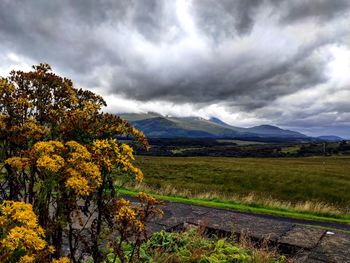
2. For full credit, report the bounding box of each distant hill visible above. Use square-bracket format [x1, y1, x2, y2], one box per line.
[317, 135, 343, 142]
[119, 113, 310, 141]
[245, 125, 306, 138]
[119, 112, 162, 122]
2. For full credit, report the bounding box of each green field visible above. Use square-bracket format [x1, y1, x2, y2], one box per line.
[133, 156, 350, 217]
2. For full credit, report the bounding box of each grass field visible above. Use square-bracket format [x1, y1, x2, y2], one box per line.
[130, 156, 350, 217]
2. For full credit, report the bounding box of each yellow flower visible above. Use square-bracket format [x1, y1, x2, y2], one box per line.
[65, 162, 101, 195]
[52, 257, 70, 263]
[92, 139, 111, 150]
[134, 220, 145, 231]
[33, 140, 64, 155]
[1, 201, 39, 227]
[0, 215, 6, 227]
[66, 141, 91, 159]
[132, 167, 144, 182]
[48, 245, 55, 254]
[0, 201, 48, 263]
[121, 144, 134, 160]
[2, 226, 46, 251]
[5, 157, 31, 170]
[115, 206, 136, 221]
[65, 175, 91, 196]
[37, 154, 64, 172]
[22, 119, 49, 139]
[2, 205, 12, 215]
[19, 255, 35, 263]
[137, 192, 157, 204]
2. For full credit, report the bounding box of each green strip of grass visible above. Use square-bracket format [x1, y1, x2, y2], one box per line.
[119, 188, 350, 225]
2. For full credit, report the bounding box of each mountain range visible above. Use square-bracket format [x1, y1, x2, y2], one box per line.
[119, 113, 319, 141]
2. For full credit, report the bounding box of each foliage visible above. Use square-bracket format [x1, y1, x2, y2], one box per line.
[89, 228, 287, 263]
[145, 229, 287, 263]
[0, 64, 162, 262]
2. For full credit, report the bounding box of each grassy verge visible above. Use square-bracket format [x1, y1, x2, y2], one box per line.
[119, 188, 350, 224]
[134, 156, 350, 216]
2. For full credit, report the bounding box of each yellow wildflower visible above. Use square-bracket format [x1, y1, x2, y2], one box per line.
[66, 141, 91, 159]
[5, 157, 31, 170]
[19, 255, 35, 263]
[37, 154, 64, 172]
[121, 144, 134, 160]
[0, 201, 48, 262]
[65, 175, 91, 196]
[52, 257, 70, 263]
[33, 140, 64, 155]
[0, 215, 6, 227]
[136, 192, 157, 205]
[132, 167, 144, 182]
[92, 139, 111, 151]
[48, 245, 55, 254]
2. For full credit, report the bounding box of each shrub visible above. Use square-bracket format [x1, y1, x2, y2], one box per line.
[0, 64, 162, 262]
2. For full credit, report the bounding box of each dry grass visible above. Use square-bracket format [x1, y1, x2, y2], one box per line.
[119, 180, 347, 217]
[238, 234, 291, 263]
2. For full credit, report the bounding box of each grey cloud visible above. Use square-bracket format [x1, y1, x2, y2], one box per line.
[192, 0, 262, 39]
[280, 0, 350, 24]
[0, 0, 179, 73]
[191, 0, 350, 41]
[0, 0, 349, 136]
[130, 0, 181, 42]
[111, 38, 330, 111]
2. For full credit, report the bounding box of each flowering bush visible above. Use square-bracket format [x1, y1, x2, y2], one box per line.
[0, 201, 68, 262]
[0, 64, 161, 262]
[108, 192, 164, 262]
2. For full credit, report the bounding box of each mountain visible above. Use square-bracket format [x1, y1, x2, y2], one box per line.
[119, 112, 162, 122]
[210, 117, 234, 127]
[128, 116, 240, 138]
[245, 125, 306, 138]
[119, 113, 309, 140]
[129, 117, 214, 138]
[317, 135, 343, 142]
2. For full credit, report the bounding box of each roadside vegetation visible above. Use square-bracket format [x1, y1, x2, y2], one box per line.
[143, 229, 288, 263]
[83, 228, 288, 263]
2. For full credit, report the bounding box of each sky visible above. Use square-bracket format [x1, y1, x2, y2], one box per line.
[0, 0, 349, 138]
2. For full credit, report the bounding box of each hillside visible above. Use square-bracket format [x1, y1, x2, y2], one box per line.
[119, 113, 309, 140]
[245, 125, 306, 138]
[317, 135, 344, 142]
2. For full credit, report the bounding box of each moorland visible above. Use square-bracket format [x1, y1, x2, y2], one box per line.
[119, 138, 350, 221]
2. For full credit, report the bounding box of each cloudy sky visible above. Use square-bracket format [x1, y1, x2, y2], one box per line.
[0, 0, 349, 137]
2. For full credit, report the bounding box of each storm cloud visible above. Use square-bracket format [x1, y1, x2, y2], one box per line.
[0, 0, 349, 137]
